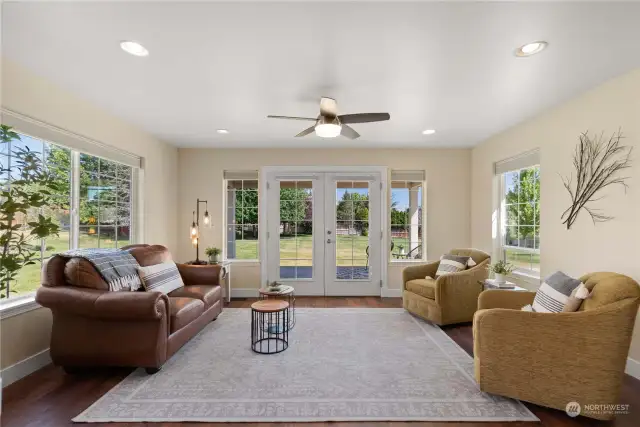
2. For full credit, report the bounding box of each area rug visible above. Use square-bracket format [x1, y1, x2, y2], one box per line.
[74, 308, 538, 423]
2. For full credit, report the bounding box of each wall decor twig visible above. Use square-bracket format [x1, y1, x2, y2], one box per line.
[560, 129, 632, 230]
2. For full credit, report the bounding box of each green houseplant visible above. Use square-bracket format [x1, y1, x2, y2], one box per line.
[1, 125, 62, 298]
[489, 260, 515, 285]
[205, 247, 221, 263]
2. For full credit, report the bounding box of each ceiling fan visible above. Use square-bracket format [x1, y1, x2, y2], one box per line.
[267, 97, 390, 140]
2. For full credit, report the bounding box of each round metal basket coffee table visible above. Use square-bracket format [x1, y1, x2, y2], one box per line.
[251, 300, 289, 354]
[259, 285, 295, 331]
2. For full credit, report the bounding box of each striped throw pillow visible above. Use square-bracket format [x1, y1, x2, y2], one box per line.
[532, 271, 583, 313]
[137, 262, 184, 295]
[435, 254, 473, 278]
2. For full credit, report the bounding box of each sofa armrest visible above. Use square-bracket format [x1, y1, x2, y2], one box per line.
[477, 289, 536, 310]
[176, 263, 222, 286]
[402, 261, 439, 288]
[36, 286, 168, 321]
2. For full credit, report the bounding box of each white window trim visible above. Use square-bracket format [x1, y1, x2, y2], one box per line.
[0, 114, 142, 315]
[496, 164, 540, 279]
[222, 175, 260, 263]
[389, 175, 427, 264]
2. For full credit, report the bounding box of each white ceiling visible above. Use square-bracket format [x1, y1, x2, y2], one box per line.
[3, 1, 640, 148]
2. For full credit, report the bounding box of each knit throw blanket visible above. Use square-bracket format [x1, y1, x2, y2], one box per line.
[58, 248, 142, 291]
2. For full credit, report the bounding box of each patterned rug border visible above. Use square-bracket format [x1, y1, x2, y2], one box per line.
[73, 308, 539, 423]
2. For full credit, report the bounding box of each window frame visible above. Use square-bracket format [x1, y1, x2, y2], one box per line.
[497, 164, 540, 279]
[223, 175, 260, 263]
[389, 172, 426, 264]
[0, 128, 140, 314]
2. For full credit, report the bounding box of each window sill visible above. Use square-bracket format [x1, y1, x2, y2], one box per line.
[0, 293, 41, 320]
[511, 270, 541, 288]
[390, 259, 426, 265]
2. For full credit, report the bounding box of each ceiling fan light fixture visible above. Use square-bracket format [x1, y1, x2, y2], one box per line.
[315, 123, 342, 138]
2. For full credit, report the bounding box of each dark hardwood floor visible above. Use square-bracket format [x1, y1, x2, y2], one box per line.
[2, 297, 639, 427]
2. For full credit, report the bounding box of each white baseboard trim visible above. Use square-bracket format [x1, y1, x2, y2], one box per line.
[381, 288, 402, 297]
[1, 348, 51, 388]
[231, 288, 259, 298]
[626, 357, 640, 380]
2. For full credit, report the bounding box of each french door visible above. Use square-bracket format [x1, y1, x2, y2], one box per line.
[264, 169, 383, 296]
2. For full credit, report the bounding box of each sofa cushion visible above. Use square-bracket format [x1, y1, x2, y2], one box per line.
[169, 285, 222, 309]
[127, 244, 172, 267]
[138, 262, 185, 295]
[169, 297, 204, 333]
[64, 257, 110, 291]
[406, 278, 436, 299]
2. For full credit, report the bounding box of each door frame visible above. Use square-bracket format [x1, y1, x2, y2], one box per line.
[260, 166, 389, 296]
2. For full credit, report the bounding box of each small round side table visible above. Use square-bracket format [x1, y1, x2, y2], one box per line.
[251, 300, 289, 354]
[259, 285, 295, 331]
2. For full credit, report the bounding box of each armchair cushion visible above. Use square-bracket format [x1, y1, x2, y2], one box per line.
[435, 254, 472, 277]
[406, 278, 436, 299]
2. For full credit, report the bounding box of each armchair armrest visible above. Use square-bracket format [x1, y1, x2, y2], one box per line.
[176, 263, 222, 286]
[473, 299, 639, 415]
[36, 286, 168, 321]
[433, 259, 489, 321]
[477, 289, 536, 310]
[402, 261, 439, 288]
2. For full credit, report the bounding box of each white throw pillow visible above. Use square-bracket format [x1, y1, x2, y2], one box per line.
[137, 261, 184, 295]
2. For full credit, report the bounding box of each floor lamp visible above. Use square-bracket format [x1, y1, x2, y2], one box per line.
[190, 198, 211, 265]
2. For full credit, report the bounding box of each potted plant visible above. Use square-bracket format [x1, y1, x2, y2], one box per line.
[205, 247, 221, 264]
[490, 260, 515, 285]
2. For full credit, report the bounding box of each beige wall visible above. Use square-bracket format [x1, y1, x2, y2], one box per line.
[0, 59, 179, 369]
[177, 148, 472, 290]
[471, 68, 640, 361]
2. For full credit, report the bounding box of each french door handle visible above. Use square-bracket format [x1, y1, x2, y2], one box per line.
[327, 239, 332, 244]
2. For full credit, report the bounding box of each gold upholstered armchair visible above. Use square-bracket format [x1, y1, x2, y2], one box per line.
[473, 272, 640, 420]
[402, 248, 490, 325]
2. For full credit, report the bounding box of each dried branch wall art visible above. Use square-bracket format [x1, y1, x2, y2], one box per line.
[561, 129, 632, 230]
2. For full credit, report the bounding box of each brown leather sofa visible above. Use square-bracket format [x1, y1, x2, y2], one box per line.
[35, 244, 223, 374]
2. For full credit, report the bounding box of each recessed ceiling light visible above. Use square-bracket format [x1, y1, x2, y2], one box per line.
[120, 41, 149, 57]
[515, 41, 548, 57]
[216, 129, 230, 134]
[422, 129, 436, 135]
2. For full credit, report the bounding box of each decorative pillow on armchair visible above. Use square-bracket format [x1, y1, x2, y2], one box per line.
[435, 254, 476, 278]
[530, 271, 590, 313]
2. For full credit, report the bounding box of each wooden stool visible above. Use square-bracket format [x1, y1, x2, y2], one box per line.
[250, 300, 289, 354]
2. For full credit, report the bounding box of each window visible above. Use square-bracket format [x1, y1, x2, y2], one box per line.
[496, 152, 540, 276]
[78, 154, 133, 249]
[390, 171, 425, 261]
[1, 130, 137, 299]
[224, 171, 259, 260]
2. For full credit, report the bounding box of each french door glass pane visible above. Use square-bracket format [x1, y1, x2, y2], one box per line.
[279, 181, 313, 279]
[335, 181, 369, 280]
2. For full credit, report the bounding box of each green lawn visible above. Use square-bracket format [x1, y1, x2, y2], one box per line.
[9, 232, 129, 297]
[234, 235, 421, 266]
[505, 249, 540, 272]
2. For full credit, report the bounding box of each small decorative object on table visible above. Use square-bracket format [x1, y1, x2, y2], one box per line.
[481, 278, 527, 291]
[489, 260, 515, 286]
[251, 300, 289, 354]
[259, 283, 295, 330]
[205, 247, 221, 264]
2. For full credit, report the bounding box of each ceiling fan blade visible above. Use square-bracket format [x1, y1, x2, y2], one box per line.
[338, 113, 390, 124]
[320, 97, 338, 117]
[295, 126, 316, 137]
[340, 124, 360, 140]
[267, 115, 317, 121]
